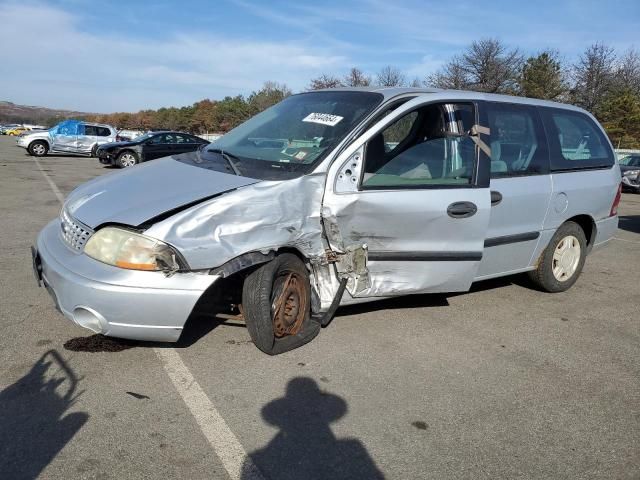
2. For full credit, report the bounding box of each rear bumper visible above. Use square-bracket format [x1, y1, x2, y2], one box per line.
[591, 215, 619, 252]
[35, 220, 219, 342]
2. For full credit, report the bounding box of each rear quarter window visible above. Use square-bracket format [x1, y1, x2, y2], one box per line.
[541, 108, 614, 171]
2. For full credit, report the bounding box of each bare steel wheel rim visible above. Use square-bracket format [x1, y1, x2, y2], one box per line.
[32, 144, 45, 155]
[271, 271, 307, 338]
[552, 235, 581, 282]
[120, 153, 136, 167]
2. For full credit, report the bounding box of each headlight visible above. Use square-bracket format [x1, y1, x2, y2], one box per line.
[623, 169, 640, 177]
[84, 227, 184, 272]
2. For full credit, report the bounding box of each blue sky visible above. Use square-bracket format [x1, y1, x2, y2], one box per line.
[0, 0, 638, 112]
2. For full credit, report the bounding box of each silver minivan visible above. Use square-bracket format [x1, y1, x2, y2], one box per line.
[32, 88, 621, 354]
[17, 119, 116, 157]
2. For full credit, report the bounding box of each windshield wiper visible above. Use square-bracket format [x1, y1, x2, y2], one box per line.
[207, 148, 242, 176]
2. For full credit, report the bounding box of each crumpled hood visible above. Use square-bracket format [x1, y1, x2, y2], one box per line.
[65, 156, 259, 228]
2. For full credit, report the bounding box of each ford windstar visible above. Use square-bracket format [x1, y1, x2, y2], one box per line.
[32, 88, 621, 354]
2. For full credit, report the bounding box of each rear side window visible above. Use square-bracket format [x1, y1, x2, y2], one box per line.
[541, 108, 614, 170]
[485, 103, 549, 177]
[84, 125, 98, 136]
[175, 134, 194, 143]
[96, 127, 111, 136]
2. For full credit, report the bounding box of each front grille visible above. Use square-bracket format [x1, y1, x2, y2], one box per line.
[60, 209, 93, 252]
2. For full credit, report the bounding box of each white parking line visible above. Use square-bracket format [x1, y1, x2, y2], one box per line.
[613, 236, 640, 245]
[34, 157, 264, 480]
[155, 349, 264, 480]
[33, 156, 65, 203]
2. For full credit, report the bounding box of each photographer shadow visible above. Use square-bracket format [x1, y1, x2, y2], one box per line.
[0, 350, 88, 480]
[242, 377, 384, 480]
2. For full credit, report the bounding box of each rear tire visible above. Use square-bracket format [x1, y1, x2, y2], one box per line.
[527, 221, 587, 292]
[242, 254, 320, 355]
[28, 141, 48, 157]
[117, 151, 138, 168]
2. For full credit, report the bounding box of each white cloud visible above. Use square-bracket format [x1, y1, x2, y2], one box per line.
[0, 1, 348, 111]
[404, 55, 446, 81]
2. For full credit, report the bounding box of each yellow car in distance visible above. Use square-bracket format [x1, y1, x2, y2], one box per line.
[6, 126, 28, 136]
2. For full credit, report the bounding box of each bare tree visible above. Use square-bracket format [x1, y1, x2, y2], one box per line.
[409, 77, 422, 88]
[308, 74, 343, 90]
[426, 38, 523, 93]
[571, 43, 616, 112]
[427, 60, 469, 90]
[375, 66, 406, 87]
[614, 48, 640, 94]
[343, 67, 371, 87]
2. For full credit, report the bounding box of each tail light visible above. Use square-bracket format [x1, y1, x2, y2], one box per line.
[610, 183, 622, 216]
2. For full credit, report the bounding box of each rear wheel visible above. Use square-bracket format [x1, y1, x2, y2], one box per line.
[28, 141, 48, 157]
[117, 151, 138, 168]
[528, 221, 587, 292]
[242, 254, 320, 355]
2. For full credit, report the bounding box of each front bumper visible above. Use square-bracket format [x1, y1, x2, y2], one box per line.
[16, 137, 28, 148]
[34, 220, 219, 342]
[97, 150, 116, 165]
[621, 175, 640, 191]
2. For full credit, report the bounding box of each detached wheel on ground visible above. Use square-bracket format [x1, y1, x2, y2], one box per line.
[528, 221, 587, 292]
[117, 151, 138, 168]
[242, 253, 321, 355]
[28, 141, 48, 157]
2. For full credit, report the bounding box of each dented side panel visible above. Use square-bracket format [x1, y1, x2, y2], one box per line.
[145, 174, 328, 270]
[322, 188, 490, 297]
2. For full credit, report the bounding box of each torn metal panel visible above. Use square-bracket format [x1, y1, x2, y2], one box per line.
[145, 173, 329, 272]
[333, 244, 371, 295]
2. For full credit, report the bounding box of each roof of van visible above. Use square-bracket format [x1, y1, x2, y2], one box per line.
[311, 86, 587, 114]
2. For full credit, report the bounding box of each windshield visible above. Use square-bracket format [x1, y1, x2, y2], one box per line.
[620, 155, 640, 166]
[204, 91, 383, 180]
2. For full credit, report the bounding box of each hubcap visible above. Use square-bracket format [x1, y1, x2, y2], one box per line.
[121, 154, 136, 167]
[271, 272, 307, 338]
[552, 235, 581, 282]
[33, 144, 45, 155]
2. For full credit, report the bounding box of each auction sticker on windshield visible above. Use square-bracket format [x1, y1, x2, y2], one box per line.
[302, 113, 344, 126]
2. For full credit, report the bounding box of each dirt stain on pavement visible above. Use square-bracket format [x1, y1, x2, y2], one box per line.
[63, 334, 137, 353]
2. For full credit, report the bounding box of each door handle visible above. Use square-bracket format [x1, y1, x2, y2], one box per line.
[447, 201, 478, 218]
[490, 191, 503, 206]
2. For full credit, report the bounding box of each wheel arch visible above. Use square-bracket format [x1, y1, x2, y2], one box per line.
[29, 138, 50, 150]
[565, 214, 597, 251]
[209, 246, 311, 279]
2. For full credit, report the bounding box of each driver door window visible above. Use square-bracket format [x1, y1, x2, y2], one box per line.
[362, 103, 477, 188]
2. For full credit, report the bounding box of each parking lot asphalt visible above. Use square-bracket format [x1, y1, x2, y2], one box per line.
[0, 135, 638, 480]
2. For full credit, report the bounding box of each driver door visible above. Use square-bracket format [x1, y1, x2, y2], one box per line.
[51, 122, 80, 153]
[322, 98, 491, 297]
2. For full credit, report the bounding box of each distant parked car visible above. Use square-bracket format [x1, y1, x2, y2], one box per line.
[16, 119, 117, 157]
[6, 126, 28, 136]
[0, 124, 22, 135]
[96, 131, 209, 168]
[620, 154, 640, 193]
